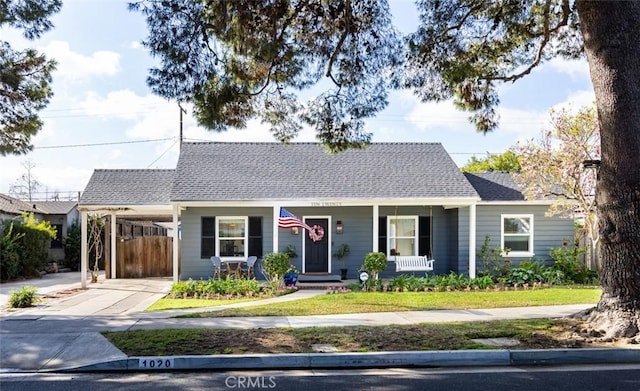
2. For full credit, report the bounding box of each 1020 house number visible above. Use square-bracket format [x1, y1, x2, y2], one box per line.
[138, 357, 174, 369]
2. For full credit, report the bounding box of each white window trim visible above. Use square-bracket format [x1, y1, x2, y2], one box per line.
[387, 215, 419, 261]
[216, 216, 248, 260]
[500, 214, 534, 257]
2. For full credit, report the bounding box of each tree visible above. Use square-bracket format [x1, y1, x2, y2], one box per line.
[514, 105, 600, 270]
[8, 159, 41, 201]
[1, 0, 61, 155]
[461, 150, 521, 173]
[134, 1, 640, 339]
[129, 0, 401, 152]
[402, 0, 640, 341]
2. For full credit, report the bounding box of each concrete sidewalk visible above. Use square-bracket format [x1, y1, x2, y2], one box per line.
[1, 275, 639, 373]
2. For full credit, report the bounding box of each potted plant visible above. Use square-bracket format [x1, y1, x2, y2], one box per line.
[335, 243, 350, 280]
[283, 264, 299, 286]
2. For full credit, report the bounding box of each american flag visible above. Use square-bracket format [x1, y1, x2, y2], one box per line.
[278, 207, 312, 230]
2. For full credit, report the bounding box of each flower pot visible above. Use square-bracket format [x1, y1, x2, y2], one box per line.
[340, 268, 348, 280]
[284, 272, 298, 286]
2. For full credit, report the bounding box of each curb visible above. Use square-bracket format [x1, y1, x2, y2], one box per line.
[60, 348, 640, 372]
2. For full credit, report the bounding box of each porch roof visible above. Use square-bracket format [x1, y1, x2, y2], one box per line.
[171, 142, 480, 202]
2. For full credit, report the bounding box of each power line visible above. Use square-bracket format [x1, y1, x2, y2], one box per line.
[147, 140, 179, 168]
[34, 138, 175, 150]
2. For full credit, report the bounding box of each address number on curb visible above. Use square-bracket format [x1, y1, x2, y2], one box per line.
[137, 357, 175, 369]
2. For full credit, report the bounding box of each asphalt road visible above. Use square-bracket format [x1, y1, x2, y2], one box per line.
[1, 364, 639, 391]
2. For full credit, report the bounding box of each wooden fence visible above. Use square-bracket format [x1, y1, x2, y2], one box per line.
[116, 236, 176, 278]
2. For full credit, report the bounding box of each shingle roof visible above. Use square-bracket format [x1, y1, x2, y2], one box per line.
[80, 169, 175, 205]
[0, 194, 39, 215]
[171, 142, 479, 201]
[464, 172, 525, 201]
[32, 201, 77, 214]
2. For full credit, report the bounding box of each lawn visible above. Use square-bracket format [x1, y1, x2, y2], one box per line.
[146, 297, 263, 311]
[102, 318, 599, 356]
[178, 287, 601, 318]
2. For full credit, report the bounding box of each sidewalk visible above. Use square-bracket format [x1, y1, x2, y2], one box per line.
[1, 276, 639, 373]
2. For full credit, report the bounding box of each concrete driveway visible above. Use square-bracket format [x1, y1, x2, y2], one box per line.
[1, 272, 172, 317]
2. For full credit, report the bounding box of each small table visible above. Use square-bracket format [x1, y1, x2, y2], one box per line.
[222, 260, 246, 278]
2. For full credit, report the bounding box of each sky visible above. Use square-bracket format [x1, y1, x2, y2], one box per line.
[1, 0, 595, 201]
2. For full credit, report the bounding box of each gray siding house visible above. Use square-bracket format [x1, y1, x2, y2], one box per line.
[79, 142, 574, 283]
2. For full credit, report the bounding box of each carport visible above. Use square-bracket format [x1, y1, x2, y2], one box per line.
[78, 169, 179, 288]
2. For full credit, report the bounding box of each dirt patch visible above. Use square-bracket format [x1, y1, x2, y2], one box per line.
[103, 318, 634, 357]
[41, 288, 85, 299]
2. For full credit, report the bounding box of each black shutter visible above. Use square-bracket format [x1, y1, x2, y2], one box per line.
[378, 216, 387, 254]
[419, 216, 431, 257]
[248, 216, 263, 257]
[201, 217, 216, 258]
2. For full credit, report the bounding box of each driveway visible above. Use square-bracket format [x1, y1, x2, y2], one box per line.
[1, 272, 172, 317]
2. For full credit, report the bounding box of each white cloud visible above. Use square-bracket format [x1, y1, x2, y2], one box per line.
[546, 58, 591, 80]
[552, 89, 596, 112]
[38, 40, 120, 80]
[129, 41, 143, 50]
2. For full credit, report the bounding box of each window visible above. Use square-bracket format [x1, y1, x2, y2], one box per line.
[218, 217, 247, 258]
[388, 216, 418, 259]
[501, 214, 534, 256]
[51, 224, 63, 248]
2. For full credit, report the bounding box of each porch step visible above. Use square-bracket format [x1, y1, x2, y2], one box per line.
[297, 274, 342, 282]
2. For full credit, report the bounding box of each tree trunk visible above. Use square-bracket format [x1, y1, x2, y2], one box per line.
[576, 1, 640, 340]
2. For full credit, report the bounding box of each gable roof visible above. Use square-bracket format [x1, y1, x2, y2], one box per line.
[80, 169, 175, 206]
[0, 194, 40, 215]
[171, 142, 480, 201]
[32, 201, 78, 214]
[464, 172, 525, 201]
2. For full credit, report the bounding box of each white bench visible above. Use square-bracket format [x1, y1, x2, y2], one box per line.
[395, 256, 435, 272]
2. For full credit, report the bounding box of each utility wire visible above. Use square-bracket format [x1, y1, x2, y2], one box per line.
[147, 139, 179, 168]
[34, 138, 175, 150]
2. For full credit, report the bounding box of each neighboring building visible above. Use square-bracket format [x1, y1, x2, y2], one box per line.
[0, 194, 79, 261]
[79, 142, 575, 282]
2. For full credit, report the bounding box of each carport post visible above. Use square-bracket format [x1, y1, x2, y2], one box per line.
[110, 213, 117, 279]
[81, 210, 88, 288]
[469, 203, 477, 278]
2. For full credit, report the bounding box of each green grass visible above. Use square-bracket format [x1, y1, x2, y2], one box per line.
[102, 318, 584, 356]
[145, 297, 263, 311]
[181, 287, 601, 318]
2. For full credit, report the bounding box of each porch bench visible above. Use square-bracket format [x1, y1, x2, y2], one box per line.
[395, 256, 435, 272]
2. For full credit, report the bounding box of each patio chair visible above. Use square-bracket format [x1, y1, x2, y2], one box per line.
[243, 256, 258, 279]
[210, 256, 223, 279]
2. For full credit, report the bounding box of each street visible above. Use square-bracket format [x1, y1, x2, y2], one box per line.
[1, 364, 639, 391]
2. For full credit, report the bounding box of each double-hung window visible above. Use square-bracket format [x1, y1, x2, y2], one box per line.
[218, 217, 248, 259]
[501, 214, 534, 256]
[388, 216, 418, 259]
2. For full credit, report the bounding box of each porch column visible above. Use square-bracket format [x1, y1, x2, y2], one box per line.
[372, 204, 379, 252]
[272, 206, 279, 253]
[81, 210, 88, 288]
[172, 204, 180, 282]
[469, 203, 477, 278]
[110, 212, 116, 279]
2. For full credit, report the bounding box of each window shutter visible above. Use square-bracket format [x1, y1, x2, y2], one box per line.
[248, 216, 263, 257]
[201, 217, 216, 258]
[378, 216, 387, 254]
[419, 216, 431, 257]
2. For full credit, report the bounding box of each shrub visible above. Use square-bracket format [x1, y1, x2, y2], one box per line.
[64, 222, 81, 270]
[477, 235, 511, 278]
[262, 252, 290, 280]
[549, 244, 596, 283]
[169, 278, 262, 298]
[14, 213, 57, 277]
[363, 252, 387, 280]
[0, 222, 23, 281]
[8, 286, 38, 308]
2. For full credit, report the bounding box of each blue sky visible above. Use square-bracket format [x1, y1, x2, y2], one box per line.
[1, 0, 595, 200]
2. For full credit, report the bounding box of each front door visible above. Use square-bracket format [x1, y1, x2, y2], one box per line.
[304, 218, 329, 273]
